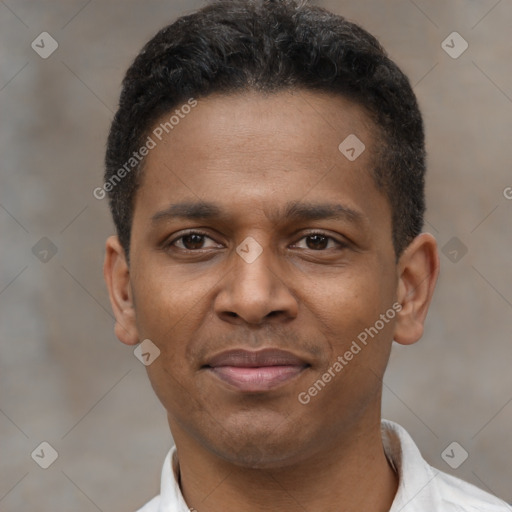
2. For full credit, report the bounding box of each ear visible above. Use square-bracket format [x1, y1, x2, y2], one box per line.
[393, 233, 439, 346]
[103, 235, 140, 345]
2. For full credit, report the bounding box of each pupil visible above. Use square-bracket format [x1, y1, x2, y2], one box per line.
[184, 234, 204, 249]
[307, 235, 327, 250]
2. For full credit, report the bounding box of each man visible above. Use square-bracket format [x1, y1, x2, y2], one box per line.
[102, 1, 511, 510]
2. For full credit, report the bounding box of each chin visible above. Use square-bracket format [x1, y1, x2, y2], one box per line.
[206, 415, 314, 469]
[216, 440, 302, 469]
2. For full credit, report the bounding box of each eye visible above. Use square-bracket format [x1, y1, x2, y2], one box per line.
[163, 230, 347, 253]
[167, 230, 221, 251]
[292, 232, 346, 251]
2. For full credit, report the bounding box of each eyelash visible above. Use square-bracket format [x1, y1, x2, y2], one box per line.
[164, 230, 347, 251]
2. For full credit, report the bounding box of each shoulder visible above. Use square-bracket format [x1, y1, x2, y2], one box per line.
[134, 495, 160, 512]
[434, 469, 512, 511]
[381, 420, 511, 512]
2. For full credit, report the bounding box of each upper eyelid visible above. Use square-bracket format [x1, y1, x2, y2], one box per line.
[168, 230, 346, 248]
[171, 230, 221, 247]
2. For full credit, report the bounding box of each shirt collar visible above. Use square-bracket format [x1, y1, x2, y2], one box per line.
[382, 419, 443, 511]
[157, 419, 444, 511]
[157, 448, 190, 512]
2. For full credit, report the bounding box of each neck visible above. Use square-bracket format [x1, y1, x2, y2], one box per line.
[170, 413, 398, 512]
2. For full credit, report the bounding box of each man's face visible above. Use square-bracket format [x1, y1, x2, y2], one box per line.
[127, 90, 399, 467]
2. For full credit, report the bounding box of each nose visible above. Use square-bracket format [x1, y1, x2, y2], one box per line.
[214, 243, 299, 325]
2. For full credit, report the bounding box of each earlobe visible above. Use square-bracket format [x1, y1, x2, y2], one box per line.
[103, 236, 140, 346]
[393, 233, 439, 346]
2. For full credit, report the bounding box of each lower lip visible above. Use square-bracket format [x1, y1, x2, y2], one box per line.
[207, 365, 306, 392]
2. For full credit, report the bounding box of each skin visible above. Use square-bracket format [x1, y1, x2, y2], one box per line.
[104, 89, 439, 512]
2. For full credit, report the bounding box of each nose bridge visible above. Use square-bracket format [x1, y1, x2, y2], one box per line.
[233, 236, 278, 297]
[215, 235, 298, 324]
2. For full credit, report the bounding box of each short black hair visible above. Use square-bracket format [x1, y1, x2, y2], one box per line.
[105, 0, 426, 263]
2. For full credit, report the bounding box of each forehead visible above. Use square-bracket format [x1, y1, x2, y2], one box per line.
[133, 89, 390, 234]
[142, 89, 377, 174]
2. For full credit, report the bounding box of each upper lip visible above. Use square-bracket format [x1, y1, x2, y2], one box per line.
[204, 348, 309, 368]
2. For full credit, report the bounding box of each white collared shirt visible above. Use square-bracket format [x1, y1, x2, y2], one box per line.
[136, 419, 512, 511]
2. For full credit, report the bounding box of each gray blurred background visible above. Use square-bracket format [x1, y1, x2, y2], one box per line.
[1, 0, 511, 510]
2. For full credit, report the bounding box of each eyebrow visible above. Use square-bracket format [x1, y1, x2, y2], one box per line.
[151, 200, 364, 226]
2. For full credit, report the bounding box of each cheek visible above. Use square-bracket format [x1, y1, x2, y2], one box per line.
[305, 262, 396, 380]
[136, 279, 202, 414]
[133, 263, 207, 342]
[301, 282, 395, 422]
[131, 265, 215, 398]
[308, 267, 384, 336]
